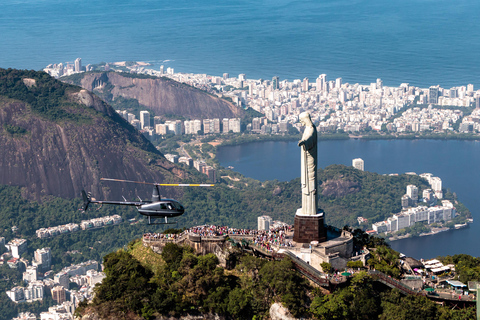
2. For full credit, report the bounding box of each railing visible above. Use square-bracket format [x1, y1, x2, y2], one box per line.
[282, 251, 330, 287]
[368, 270, 423, 296]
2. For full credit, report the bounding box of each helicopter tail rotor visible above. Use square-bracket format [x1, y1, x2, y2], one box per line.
[82, 190, 92, 211]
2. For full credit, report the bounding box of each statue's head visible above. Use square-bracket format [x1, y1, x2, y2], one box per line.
[299, 112, 313, 126]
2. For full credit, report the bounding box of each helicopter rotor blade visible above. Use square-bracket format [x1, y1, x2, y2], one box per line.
[100, 178, 156, 185]
[156, 183, 214, 187]
[101, 178, 214, 187]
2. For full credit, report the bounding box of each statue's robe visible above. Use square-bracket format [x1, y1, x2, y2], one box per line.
[300, 124, 318, 215]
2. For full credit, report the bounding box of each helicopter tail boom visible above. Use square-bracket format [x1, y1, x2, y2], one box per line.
[82, 190, 91, 211]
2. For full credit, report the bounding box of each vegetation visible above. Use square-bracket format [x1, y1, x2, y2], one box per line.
[79, 243, 310, 319]
[77, 242, 476, 319]
[0, 68, 93, 123]
[439, 254, 480, 284]
[3, 124, 28, 136]
[367, 246, 402, 279]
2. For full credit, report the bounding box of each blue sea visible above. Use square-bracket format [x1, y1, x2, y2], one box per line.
[1, 0, 480, 88]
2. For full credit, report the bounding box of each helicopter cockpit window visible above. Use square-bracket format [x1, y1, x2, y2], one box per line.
[160, 203, 167, 210]
[172, 201, 183, 210]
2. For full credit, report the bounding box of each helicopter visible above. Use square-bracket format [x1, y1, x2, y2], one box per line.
[82, 178, 214, 225]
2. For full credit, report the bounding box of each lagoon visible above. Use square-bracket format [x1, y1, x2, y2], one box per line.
[217, 139, 480, 259]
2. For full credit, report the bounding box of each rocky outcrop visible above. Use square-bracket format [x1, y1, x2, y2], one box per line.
[0, 70, 192, 201]
[63, 72, 243, 119]
[321, 179, 361, 198]
[270, 303, 297, 320]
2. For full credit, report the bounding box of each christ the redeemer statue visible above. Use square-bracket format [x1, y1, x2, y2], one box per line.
[297, 112, 318, 215]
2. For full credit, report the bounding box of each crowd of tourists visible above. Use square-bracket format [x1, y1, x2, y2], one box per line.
[252, 225, 293, 252]
[143, 224, 293, 252]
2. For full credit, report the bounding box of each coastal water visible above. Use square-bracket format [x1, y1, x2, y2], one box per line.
[1, 0, 480, 88]
[216, 139, 480, 259]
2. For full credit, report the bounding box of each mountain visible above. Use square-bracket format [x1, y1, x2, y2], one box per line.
[62, 71, 243, 119]
[0, 68, 193, 201]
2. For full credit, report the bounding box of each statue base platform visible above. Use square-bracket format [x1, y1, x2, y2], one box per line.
[293, 210, 327, 244]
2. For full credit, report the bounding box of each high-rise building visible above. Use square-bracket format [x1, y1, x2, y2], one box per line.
[302, 77, 309, 92]
[238, 74, 246, 81]
[54, 272, 69, 288]
[23, 266, 38, 282]
[34, 248, 51, 270]
[205, 166, 216, 182]
[203, 119, 211, 134]
[476, 96, 480, 109]
[212, 118, 220, 133]
[352, 158, 364, 171]
[74, 58, 82, 72]
[335, 77, 342, 89]
[165, 120, 182, 135]
[429, 85, 440, 104]
[431, 177, 443, 199]
[258, 215, 272, 230]
[139, 111, 150, 129]
[316, 74, 326, 92]
[229, 118, 241, 133]
[252, 117, 261, 132]
[406, 185, 418, 205]
[9, 239, 27, 259]
[223, 73, 229, 80]
[222, 118, 230, 133]
[52, 286, 66, 303]
[319, 74, 327, 91]
[159, 65, 164, 74]
[272, 76, 279, 90]
[156, 123, 168, 135]
[193, 120, 202, 134]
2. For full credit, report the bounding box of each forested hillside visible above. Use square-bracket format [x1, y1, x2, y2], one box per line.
[0, 68, 191, 201]
[76, 241, 476, 320]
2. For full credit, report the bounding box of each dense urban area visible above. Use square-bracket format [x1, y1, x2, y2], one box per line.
[45, 58, 480, 138]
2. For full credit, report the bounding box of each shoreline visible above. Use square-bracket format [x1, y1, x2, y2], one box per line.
[216, 132, 480, 148]
[388, 222, 471, 243]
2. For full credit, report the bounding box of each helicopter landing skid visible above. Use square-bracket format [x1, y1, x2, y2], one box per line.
[147, 216, 178, 225]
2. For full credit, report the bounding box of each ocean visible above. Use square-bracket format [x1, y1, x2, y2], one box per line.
[1, 0, 480, 88]
[216, 139, 480, 259]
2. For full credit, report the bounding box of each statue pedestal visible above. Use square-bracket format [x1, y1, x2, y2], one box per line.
[293, 209, 327, 243]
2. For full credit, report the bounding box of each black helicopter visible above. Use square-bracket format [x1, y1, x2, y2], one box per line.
[82, 178, 214, 224]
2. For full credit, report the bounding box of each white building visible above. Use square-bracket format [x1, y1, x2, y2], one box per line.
[139, 111, 150, 129]
[12, 312, 36, 320]
[9, 239, 27, 259]
[352, 158, 364, 171]
[258, 215, 273, 230]
[228, 118, 241, 133]
[6, 287, 25, 303]
[430, 177, 443, 199]
[23, 266, 38, 282]
[34, 247, 52, 272]
[54, 272, 69, 288]
[372, 201, 454, 232]
[74, 58, 82, 72]
[178, 157, 193, 168]
[165, 154, 179, 163]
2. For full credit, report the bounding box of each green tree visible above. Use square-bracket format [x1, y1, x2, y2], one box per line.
[92, 250, 155, 316]
[320, 262, 333, 273]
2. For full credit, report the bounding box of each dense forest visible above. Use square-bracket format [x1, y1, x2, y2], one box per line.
[76, 240, 476, 320]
